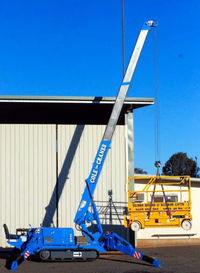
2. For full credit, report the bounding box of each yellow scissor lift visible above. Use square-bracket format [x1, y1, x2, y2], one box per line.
[124, 176, 192, 231]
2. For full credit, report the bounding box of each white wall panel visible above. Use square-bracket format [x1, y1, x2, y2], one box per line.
[57, 125, 127, 231]
[0, 124, 56, 246]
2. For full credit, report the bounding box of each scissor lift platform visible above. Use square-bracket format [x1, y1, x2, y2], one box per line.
[124, 176, 192, 231]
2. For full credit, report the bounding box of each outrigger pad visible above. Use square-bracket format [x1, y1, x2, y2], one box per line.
[142, 254, 162, 268]
[5, 249, 24, 271]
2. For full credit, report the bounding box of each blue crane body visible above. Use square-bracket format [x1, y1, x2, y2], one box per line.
[3, 20, 161, 271]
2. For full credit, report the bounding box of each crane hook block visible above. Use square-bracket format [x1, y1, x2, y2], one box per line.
[155, 161, 162, 168]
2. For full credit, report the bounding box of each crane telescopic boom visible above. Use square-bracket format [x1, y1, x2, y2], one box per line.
[74, 20, 157, 233]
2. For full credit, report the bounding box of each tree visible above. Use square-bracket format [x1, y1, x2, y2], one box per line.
[162, 152, 200, 177]
[134, 168, 147, 174]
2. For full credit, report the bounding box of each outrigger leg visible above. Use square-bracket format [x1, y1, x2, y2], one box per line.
[5, 228, 41, 271]
[104, 232, 162, 268]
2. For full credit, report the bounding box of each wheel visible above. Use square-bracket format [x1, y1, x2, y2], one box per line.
[39, 250, 50, 260]
[131, 221, 141, 232]
[181, 220, 192, 230]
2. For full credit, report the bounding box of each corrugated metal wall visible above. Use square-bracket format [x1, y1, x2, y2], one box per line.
[0, 124, 127, 246]
[0, 124, 57, 247]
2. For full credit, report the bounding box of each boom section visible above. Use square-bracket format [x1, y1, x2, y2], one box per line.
[74, 20, 156, 226]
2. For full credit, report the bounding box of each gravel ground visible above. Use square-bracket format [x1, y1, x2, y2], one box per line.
[0, 245, 200, 273]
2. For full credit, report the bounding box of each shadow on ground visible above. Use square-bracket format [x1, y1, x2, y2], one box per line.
[100, 256, 153, 267]
[0, 248, 13, 260]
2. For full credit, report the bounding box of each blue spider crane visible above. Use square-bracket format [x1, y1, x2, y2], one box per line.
[3, 20, 161, 271]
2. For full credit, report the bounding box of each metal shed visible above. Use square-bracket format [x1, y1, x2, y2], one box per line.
[0, 95, 154, 247]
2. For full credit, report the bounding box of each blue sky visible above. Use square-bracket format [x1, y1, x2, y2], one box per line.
[0, 0, 200, 174]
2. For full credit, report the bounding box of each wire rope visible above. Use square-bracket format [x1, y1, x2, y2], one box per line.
[106, 0, 126, 206]
[152, 27, 162, 174]
[121, 0, 125, 77]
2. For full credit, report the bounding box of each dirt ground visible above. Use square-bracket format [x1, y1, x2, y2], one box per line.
[0, 242, 200, 273]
